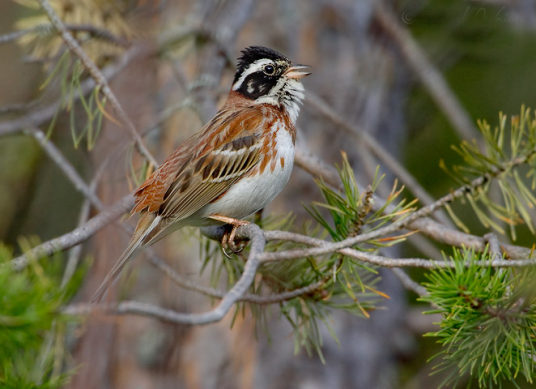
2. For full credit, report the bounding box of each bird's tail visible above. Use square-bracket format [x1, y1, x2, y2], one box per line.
[91, 214, 161, 303]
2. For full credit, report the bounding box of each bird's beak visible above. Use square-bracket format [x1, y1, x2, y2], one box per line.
[285, 64, 312, 79]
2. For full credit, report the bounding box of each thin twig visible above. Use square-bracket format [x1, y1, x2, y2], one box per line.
[61, 160, 109, 288]
[294, 147, 342, 189]
[26, 128, 103, 209]
[407, 234, 443, 261]
[391, 268, 428, 296]
[0, 44, 149, 137]
[0, 99, 42, 114]
[0, 23, 130, 46]
[0, 28, 39, 44]
[61, 185, 95, 289]
[37, 0, 157, 168]
[64, 24, 131, 47]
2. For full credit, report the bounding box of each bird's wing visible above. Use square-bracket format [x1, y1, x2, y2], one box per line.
[133, 107, 265, 221]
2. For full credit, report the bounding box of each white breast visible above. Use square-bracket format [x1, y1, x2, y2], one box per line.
[197, 121, 295, 222]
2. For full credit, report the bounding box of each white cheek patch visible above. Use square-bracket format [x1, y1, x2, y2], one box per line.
[247, 80, 255, 94]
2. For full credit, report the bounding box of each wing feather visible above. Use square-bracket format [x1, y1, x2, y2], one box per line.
[132, 107, 264, 217]
[152, 109, 265, 220]
[159, 143, 261, 218]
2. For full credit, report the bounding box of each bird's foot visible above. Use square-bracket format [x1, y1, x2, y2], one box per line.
[209, 215, 250, 258]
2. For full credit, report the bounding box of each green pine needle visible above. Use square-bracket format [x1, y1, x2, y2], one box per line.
[421, 248, 536, 388]
[445, 106, 536, 239]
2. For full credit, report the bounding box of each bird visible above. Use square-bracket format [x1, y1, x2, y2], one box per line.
[91, 46, 311, 303]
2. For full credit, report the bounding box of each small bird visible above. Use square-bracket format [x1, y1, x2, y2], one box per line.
[91, 46, 311, 302]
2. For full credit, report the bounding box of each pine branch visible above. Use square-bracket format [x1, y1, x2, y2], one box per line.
[36, 0, 157, 168]
[305, 92, 455, 229]
[421, 249, 536, 387]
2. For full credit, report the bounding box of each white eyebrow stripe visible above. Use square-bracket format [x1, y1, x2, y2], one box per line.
[232, 59, 273, 91]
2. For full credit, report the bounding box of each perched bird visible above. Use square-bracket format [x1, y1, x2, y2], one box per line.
[92, 46, 311, 302]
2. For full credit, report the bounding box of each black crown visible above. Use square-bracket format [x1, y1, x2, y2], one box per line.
[234, 46, 289, 83]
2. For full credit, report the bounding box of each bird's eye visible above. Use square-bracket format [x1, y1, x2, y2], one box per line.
[263, 65, 275, 75]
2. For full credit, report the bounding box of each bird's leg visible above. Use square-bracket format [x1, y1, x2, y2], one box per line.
[209, 215, 250, 256]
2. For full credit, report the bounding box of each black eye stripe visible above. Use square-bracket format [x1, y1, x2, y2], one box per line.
[236, 72, 278, 99]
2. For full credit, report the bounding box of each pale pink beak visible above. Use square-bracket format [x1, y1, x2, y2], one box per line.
[285, 64, 312, 79]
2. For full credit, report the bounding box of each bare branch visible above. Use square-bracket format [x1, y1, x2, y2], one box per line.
[61, 186, 95, 289]
[149, 249, 328, 304]
[65, 223, 266, 325]
[26, 128, 103, 209]
[407, 234, 443, 260]
[261, 230, 535, 269]
[0, 28, 38, 44]
[37, 0, 157, 167]
[484, 233, 503, 261]
[374, 2, 479, 141]
[60, 219, 533, 327]
[268, 145, 535, 262]
[391, 268, 428, 297]
[11, 195, 134, 270]
[64, 24, 131, 47]
[60, 159, 109, 288]
[294, 146, 342, 189]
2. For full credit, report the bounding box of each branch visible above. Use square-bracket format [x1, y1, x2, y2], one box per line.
[149, 249, 328, 304]
[261, 230, 536, 268]
[26, 128, 103, 209]
[61, 221, 533, 327]
[391, 268, 428, 296]
[64, 24, 131, 47]
[11, 194, 134, 270]
[64, 223, 266, 325]
[484, 233, 503, 261]
[296, 144, 531, 258]
[374, 1, 479, 141]
[37, 0, 157, 167]
[294, 147, 342, 189]
[278, 146, 535, 261]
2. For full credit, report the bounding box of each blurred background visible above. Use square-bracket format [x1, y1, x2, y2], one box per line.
[1, 0, 536, 388]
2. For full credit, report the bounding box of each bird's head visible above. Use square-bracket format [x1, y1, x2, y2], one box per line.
[231, 46, 311, 123]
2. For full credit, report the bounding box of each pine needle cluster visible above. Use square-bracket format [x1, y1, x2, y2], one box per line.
[421, 249, 536, 388]
[0, 243, 84, 388]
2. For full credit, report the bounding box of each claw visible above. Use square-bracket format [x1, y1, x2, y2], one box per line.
[209, 214, 251, 256]
[229, 239, 246, 254]
[220, 230, 233, 258]
[221, 245, 233, 258]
